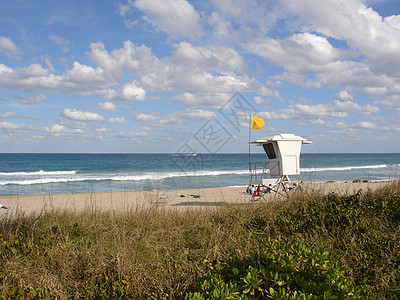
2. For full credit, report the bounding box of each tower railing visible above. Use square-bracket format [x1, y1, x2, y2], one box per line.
[249, 161, 269, 183]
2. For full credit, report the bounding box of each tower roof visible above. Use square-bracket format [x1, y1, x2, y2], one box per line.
[252, 133, 312, 144]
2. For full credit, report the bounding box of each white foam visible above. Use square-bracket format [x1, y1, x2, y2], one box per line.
[0, 170, 77, 176]
[0, 169, 252, 186]
[1, 163, 397, 186]
[300, 164, 389, 172]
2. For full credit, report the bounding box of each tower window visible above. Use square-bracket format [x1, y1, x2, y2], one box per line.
[263, 143, 276, 159]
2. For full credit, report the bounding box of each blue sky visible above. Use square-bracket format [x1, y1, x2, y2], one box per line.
[1, 0, 400, 153]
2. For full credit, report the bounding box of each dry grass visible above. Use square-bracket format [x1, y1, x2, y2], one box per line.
[0, 181, 399, 298]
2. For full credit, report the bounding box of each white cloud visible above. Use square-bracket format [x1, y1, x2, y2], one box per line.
[172, 92, 232, 108]
[336, 91, 354, 101]
[89, 41, 159, 79]
[105, 81, 146, 101]
[254, 96, 263, 104]
[97, 101, 117, 111]
[209, 12, 232, 38]
[62, 109, 105, 122]
[0, 36, 19, 54]
[135, 112, 161, 122]
[260, 86, 282, 100]
[375, 95, 400, 111]
[171, 41, 246, 73]
[0, 112, 17, 118]
[49, 34, 70, 53]
[64, 62, 110, 89]
[283, 0, 400, 77]
[42, 124, 83, 136]
[0, 40, 255, 105]
[0, 41, 158, 96]
[96, 127, 110, 133]
[12, 94, 48, 104]
[354, 121, 377, 129]
[364, 86, 387, 95]
[0, 64, 13, 73]
[107, 117, 126, 124]
[119, 131, 150, 141]
[174, 109, 216, 120]
[0, 61, 111, 95]
[210, 0, 278, 39]
[132, 0, 203, 39]
[0, 121, 34, 131]
[259, 99, 380, 120]
[247, 32, 345, 74]
[142, 67, 253, 94]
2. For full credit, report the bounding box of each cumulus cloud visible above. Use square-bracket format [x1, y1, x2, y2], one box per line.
[134, 112, 160, 122]
[283, 0, 400, 77]
[210, 0, 278, 40]
[107, 117, 126, 124]
[142, 67, 253, 94]
[97, 101, 117, 111]
[0, 41, 157, 95]
[129, 0, 203, 39]
[89, 41, 159, 80]
[247, 32, 345, 74]
[105, 81, 146, 101]
[335, 91, 354, 101]
[0, 39, 255, 105]
[139, 41, 260, 94]
[375, 95, 400, 111]
[11, 94, 48, 105]
[354, 121, 377, 129]
[43, 124, 83, 136]
[260, 86, 282, 100]
[259, 99, 380, 121]
[134, 112, 184, 128]
[62, 109, 105, 122]
[171, 41, 246, 73]
[0, 112, 17, 118]
[174, 109, 216, 120]
[118, 130, 150, 141]
[209, 12, 232, 38]
[0, 36, 19, 54]
[0, 121, 34, 131]
[172, 92, 232, 108]
[0, 61, 111, 95]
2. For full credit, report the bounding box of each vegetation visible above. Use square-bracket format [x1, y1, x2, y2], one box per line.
[0, 181, 399, 299]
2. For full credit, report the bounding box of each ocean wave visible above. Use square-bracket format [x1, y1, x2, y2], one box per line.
[0, 170, 78, 176]
[300, 164, 390, 172]
[0, 163, 397, 186]
[0, 169, 251, 186]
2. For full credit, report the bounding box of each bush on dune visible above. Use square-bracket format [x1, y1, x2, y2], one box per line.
[0, 181, 399, 299]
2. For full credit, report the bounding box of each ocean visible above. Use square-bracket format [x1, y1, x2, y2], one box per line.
[0, 153, 400, 196]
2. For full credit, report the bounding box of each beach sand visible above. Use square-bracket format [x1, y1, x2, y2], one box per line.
[0, 181, 394, 216]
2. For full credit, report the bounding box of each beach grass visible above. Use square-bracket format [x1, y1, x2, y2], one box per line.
[0, 181, 399, 299]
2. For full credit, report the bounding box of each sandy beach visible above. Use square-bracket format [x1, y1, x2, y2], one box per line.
[0, 181, 394, 216]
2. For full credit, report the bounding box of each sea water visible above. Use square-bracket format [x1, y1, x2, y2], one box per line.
[0, 153, 399, 196]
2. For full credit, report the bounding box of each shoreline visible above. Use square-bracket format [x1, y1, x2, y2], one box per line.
[0, 181, 395, 216]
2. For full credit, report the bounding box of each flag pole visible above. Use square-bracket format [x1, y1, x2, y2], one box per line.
[248, 114, 251, 172]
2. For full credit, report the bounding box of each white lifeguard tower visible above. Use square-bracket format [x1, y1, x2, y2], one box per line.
[249, 133, 311, 196]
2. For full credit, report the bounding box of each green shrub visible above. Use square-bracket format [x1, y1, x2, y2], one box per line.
[186, 238, 370, 299]
[249, 184, 400, 299]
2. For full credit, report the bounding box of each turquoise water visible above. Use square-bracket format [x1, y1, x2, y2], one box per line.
[0, 153, 399, 196]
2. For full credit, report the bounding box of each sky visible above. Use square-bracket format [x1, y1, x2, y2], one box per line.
[1, 0, 400, 154]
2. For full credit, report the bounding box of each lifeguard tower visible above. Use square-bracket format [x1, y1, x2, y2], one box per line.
[249, 133, 311, 197]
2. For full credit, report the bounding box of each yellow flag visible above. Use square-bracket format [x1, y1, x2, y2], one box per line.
[251, 117, 265, 130]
